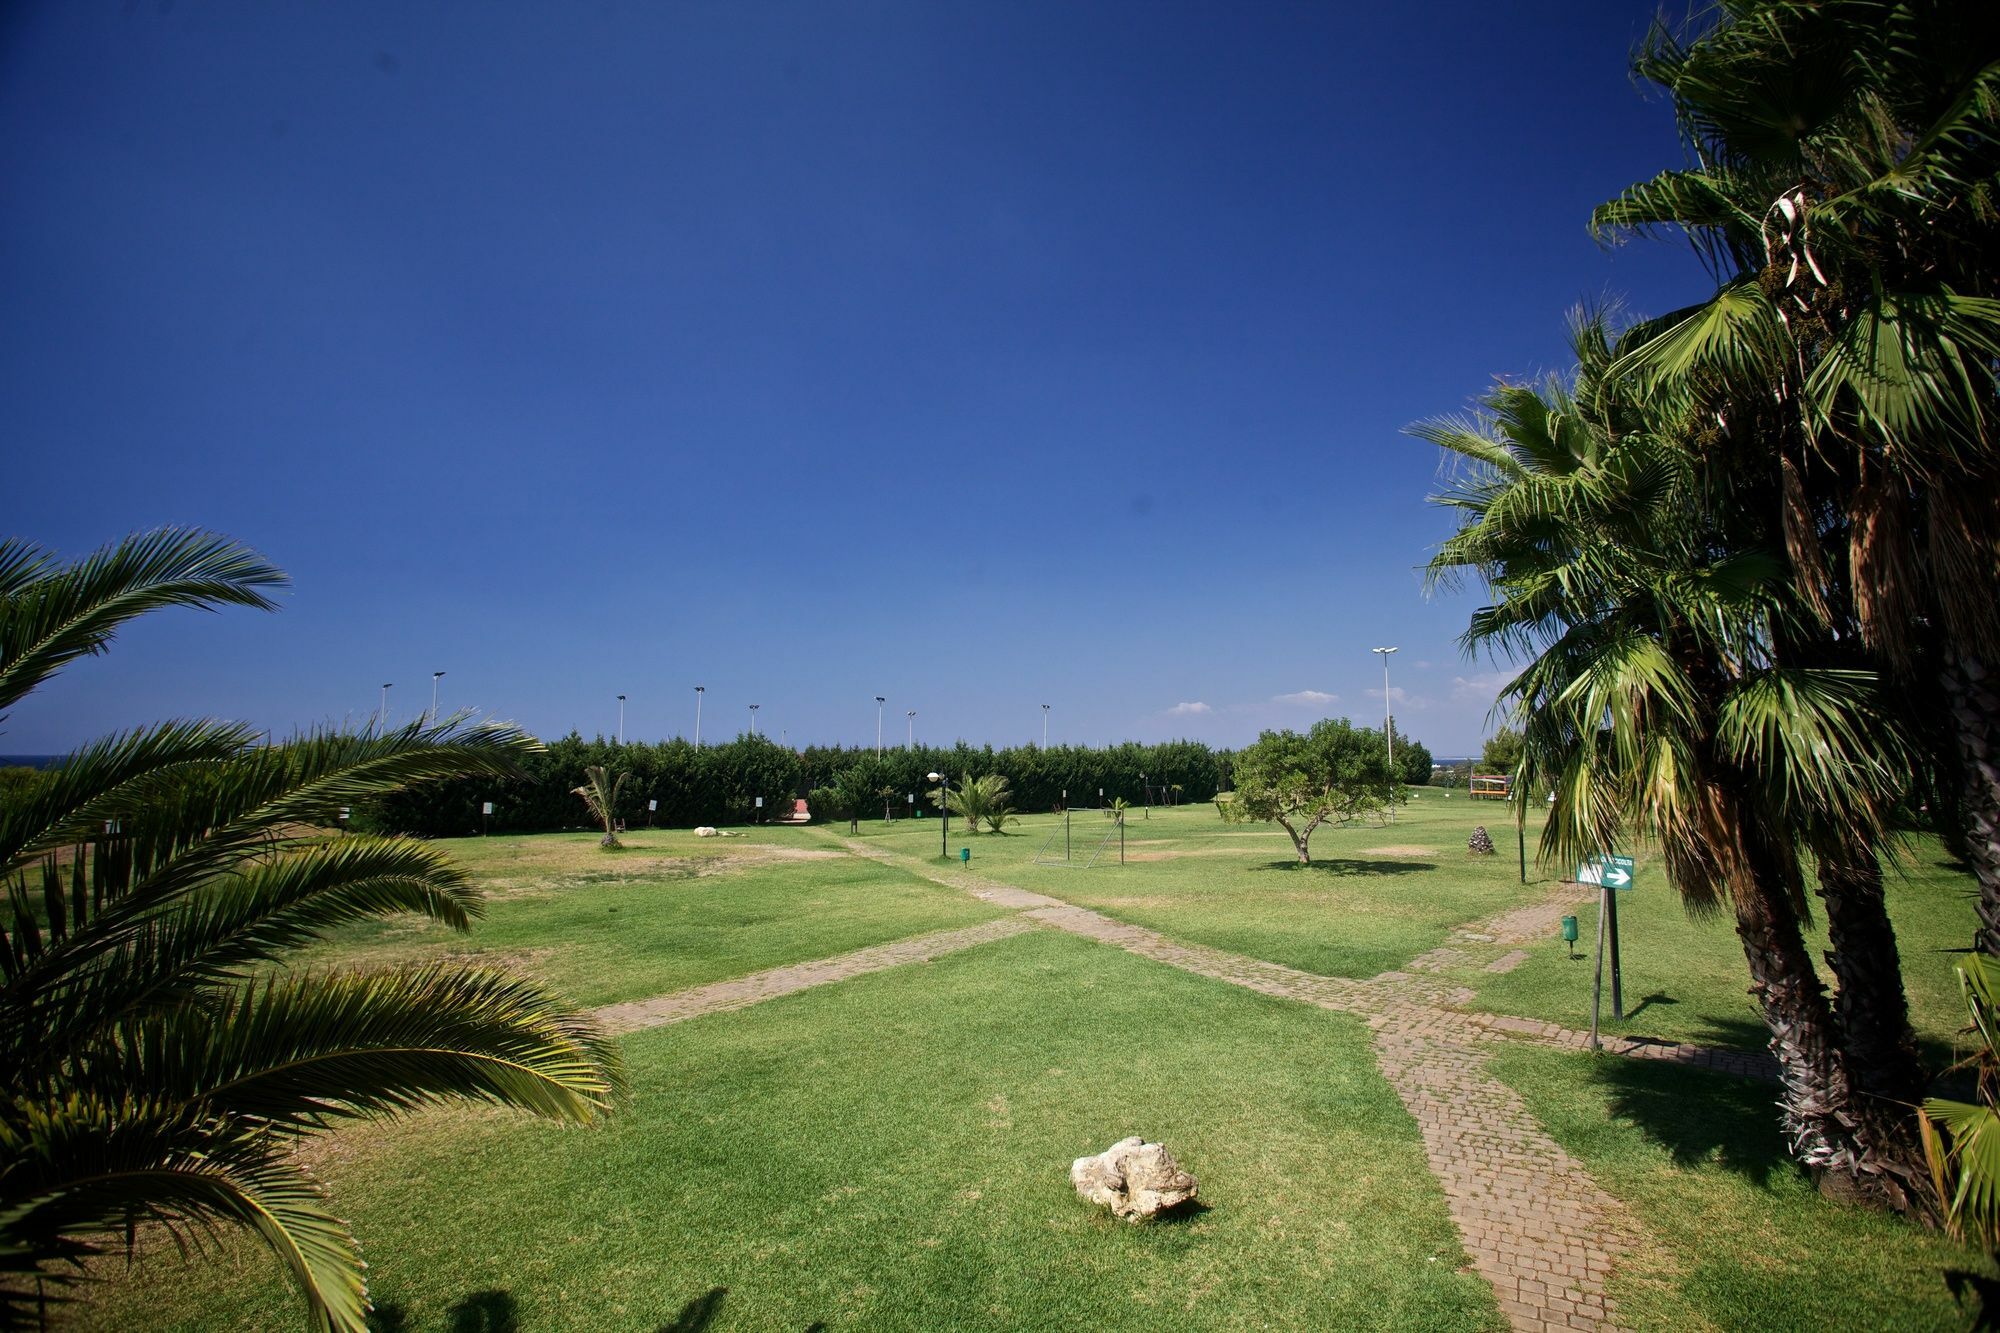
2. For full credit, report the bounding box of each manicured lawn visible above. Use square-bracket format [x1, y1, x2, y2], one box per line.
[1492, 1045, 1991, 1331]
[837, 796, 1555, 978]
[289, 828, 1005, 1008]
[1456, 839, 1977, 1060]
[80, 930, 1501, 1332]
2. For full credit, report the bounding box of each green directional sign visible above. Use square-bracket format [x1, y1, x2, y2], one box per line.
[1577, 853, 1636, 891]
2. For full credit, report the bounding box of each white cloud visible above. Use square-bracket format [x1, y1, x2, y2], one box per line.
[1272, 689, 1338, 707]
[1165, 701, 1212, 716]
[1450, 671, 1514, 703]
[1414, 660, 1433, 671]
[1365, 685, 1420, 707]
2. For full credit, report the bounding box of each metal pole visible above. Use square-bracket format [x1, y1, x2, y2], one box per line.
[1373, 647, 1398, 822]
[1608, 884, 1625, 1020]
[1042, 704, 1049, 749]
[1589, 883, 1609, 1051]
[940, 776, 949, 859]
[430, 670, 444, 724]
[379, 683, 392, 728]
[694, 686, 704, 746]
[907, 710, 915, 747]
[749, 703, 759, 737]
[1517, 798, 1527, 884]
[875, 696, 885, 755]
[617, 695, 625, 745]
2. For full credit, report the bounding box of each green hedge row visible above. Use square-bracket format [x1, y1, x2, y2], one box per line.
[364, 728, 1436, 839]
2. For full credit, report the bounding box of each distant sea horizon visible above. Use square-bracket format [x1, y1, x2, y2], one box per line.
[0, 755, 62, 770]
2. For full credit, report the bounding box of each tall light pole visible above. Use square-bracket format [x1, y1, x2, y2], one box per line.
[1041, 703, 1050, 749]
[928, 770, 948, 859]
[429, 671, 445, 724]
[379, 683, 392, 729]
[906, 710, 916, 748]
[1373, 646, 1399, 822]
[694, 685, 704, 747]
[616, 694, 626, 745]
[875, 696, 886, 755]
[749, 703, 759, 737]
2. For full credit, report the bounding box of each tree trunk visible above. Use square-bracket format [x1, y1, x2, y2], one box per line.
[1812, 830, 1930, 1210]
[1814, 831, 1923, 1106]
[1277, 818, 1310, 865]
[1945, 654, 2000, 958]
[1731, 878, 1855, 1168]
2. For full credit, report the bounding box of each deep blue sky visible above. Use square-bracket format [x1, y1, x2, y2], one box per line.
[2, 1, 1702, 756]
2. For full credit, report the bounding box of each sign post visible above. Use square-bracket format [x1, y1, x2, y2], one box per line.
[481, 800, 494, 837]
[1577, 853, 1636, 1044]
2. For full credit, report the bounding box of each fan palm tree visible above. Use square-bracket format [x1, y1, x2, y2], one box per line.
[1592, 0, 2000, 952]
[1419, 322, 1926, 1201]
[573, 765, 629, 848]
[0, 530, 623, 1331]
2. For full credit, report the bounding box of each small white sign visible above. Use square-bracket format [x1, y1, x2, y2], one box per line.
[482, 802, 494, 815]
[755, 796, 764, 808]
[648, 799, 658, 811]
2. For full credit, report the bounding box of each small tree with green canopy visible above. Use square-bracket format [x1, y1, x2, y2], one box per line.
[572, 765, 629, 848]
[1220, 718, 1398, 864]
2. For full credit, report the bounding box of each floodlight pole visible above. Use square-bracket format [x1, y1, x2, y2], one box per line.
[929, 771, 948, 859]
[616, 694, 626, 745]
[379, 682, 392, 728]
[1373, 647, 1398, 822]
[875, 696, 885, 755]
[749, 703, 759, 737]
[429, 671, 445, 725]
[694, 685, 704, 747]
[1041, 703, 1050, 749]
[907, 710, 916, 748]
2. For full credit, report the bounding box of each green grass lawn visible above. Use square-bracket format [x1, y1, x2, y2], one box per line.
[289, 828, 1005, 1008]
[1452, 838, 1977, 1060]
[836, 796, 1555, 978]
[79, 930, 1502, 1332]
[1492, 1045, 1991, 1331]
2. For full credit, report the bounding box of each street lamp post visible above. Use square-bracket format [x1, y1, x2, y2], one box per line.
[429, 671, 445, 724]
[1041, 703, 1050, 749]
[749, 703, 759, 737]
[379, 683, 392, 729]
[694, 685, 704, 747]
[1373, 646, 1399, 822]
[906, 710, 916, 747]
[927, 771, 948, 859]
[616, 694, 626, 745]
[875, 696, 885, 755]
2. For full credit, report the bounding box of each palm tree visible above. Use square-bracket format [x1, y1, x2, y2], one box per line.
[573, 765, 629, 848]
[1419, 324, 1925, 1201]
[0, 531, 623, 1331]
[1592, 0, 2000, 954]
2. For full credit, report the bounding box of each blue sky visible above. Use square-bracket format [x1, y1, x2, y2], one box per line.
[2, 1, 1701, 757]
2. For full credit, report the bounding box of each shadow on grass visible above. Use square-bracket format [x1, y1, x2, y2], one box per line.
[1252, 859, 1437, 876]
[1623, 991, 1679, 1021]
[1591, 1057, 1796, 1189]
[447, 1290, 518, 1333]
[1151, 1197, 1214, 1225]
[658, 1286, 727, 1332]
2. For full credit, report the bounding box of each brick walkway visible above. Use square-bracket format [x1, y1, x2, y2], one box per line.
[603, 834, 1779, 1331]
[593, 917, 1035, 1033]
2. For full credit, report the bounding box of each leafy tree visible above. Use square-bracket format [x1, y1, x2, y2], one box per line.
[1480, 728, 1525, 778]
[1418, 317, 1926, 1202]
[1220, 719, 1397, 864]
[572, 765, 629, 848]
[0, 531, 623, 1330]
[1594, 1, 2000, 955]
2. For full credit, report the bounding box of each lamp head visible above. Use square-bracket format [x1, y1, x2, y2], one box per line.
[927, 771, 943, 782]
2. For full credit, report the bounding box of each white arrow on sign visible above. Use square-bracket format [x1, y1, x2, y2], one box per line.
[1602, 864, 1631, 888]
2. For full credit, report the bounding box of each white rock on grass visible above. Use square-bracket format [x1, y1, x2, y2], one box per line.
[696, 826, 719, 837]
[1070, 1138, 1197, 1221]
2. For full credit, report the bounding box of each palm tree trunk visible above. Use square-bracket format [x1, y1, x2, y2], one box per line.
[1814, 831, 1923, 1106]
[1730, 878, 1855, 1167]
[1945, 655, 2000, 957]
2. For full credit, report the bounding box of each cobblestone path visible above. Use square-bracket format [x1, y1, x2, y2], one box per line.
[603, 833, 1778, 1330]
[593, 916, 1035, 1033]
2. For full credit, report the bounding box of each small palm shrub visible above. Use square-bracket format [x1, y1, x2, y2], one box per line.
[573, 765, 629, 847]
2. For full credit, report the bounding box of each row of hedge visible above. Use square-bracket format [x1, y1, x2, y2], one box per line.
[364, 729, 1437, 838]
